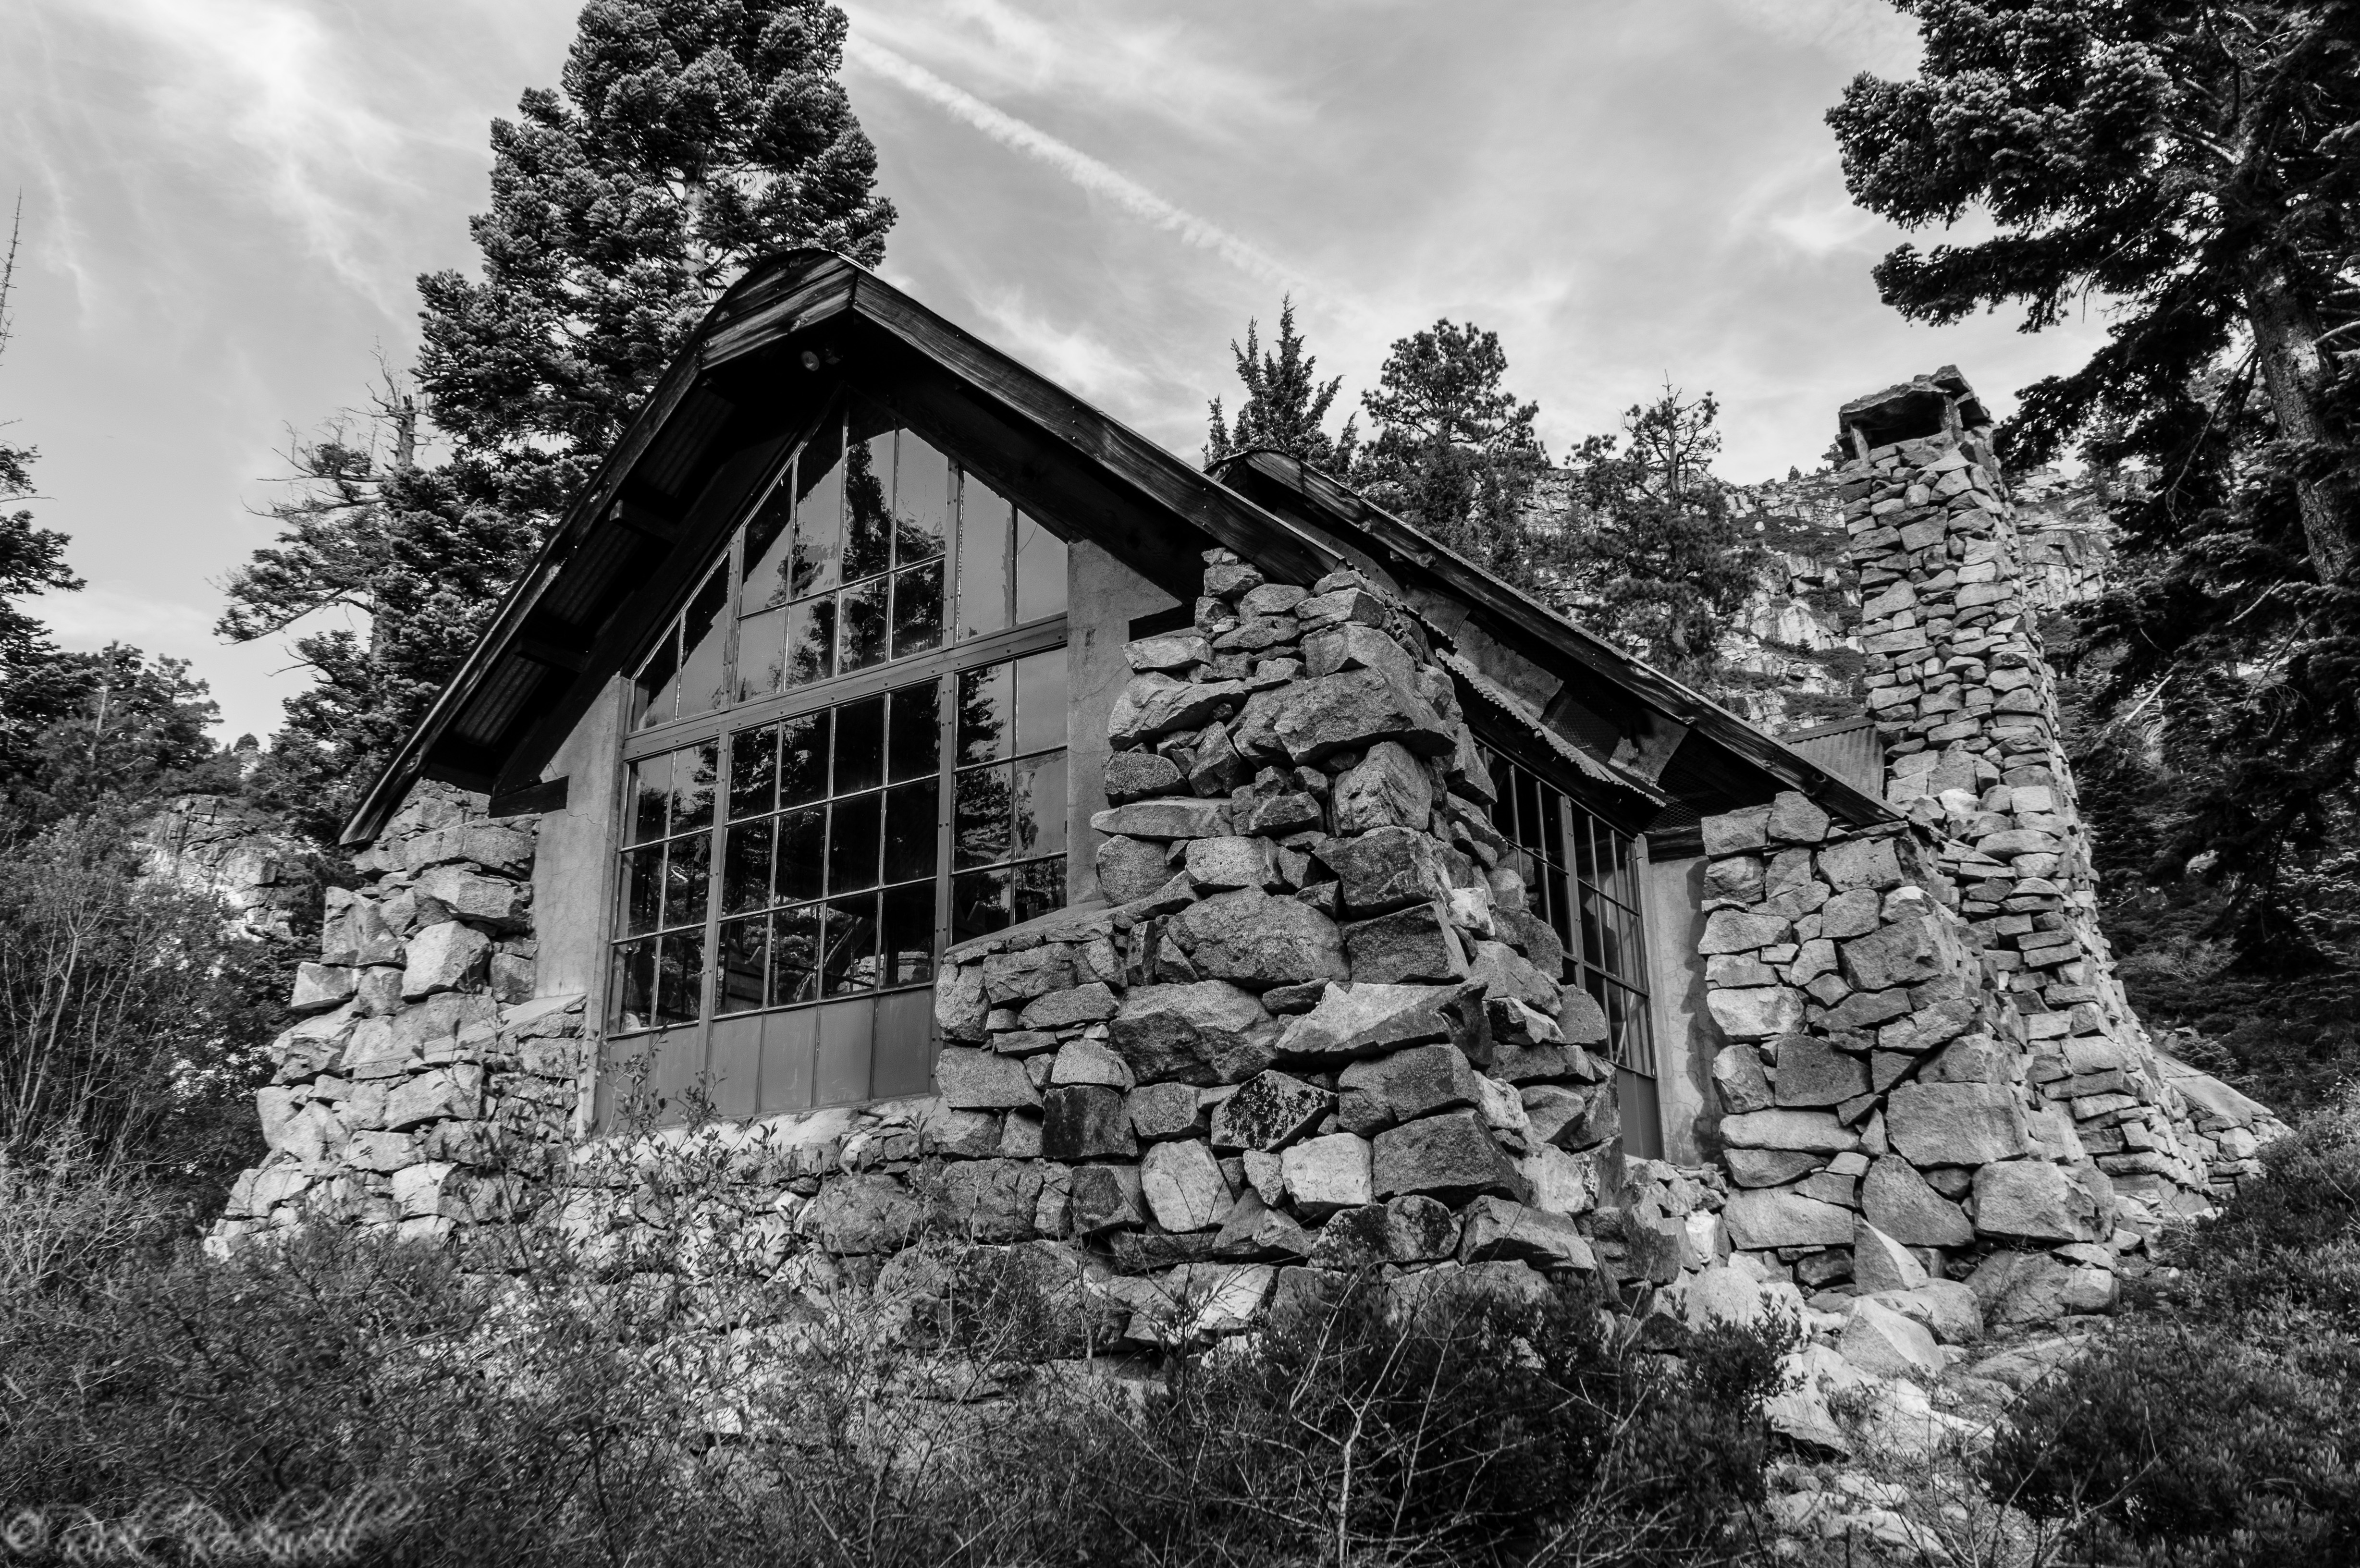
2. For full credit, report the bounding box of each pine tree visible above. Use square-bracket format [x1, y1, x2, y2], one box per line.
[1555, 387, 1763, 687]
[222, 0, 896, 841]
[1350, 319, 1548, 578]
[1828, 0, 2360, 955]
[1204, 297, 1358, 477]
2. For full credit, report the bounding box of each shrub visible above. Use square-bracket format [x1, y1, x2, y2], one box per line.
[1980, 1090, 2360, 1565]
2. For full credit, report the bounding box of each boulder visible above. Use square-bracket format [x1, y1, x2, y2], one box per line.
[1388, 1261, 1553, 1325]
[1970, 1159, 2109, 1243]
[1718, 1109, 1859, 1153]
[1518, 1143, 1597, 1215]
[1330, 741, 1436, 834]
[1337, 1043, 1485, 1135]
[1141, 1140, 1229, 1232]
[936, 1046, 1042, 1110]
[1281, 1132, 1375, 1217]
[1766, 791, 1831, 844]
[415, 866, 528, 930]
[1465, 940, 1556, 1011]
[1852, 1221, 1929, 1294]
[1302, 621, 1416, 684]
[1455, 1196, 1595, 1271]
[1818, 836, 1903, 893]
[1266, 667, 1454, 765]
[1723, 1148, 1824, 1188]
[1839, 915, 1946, 992]
[1041, 1085, 1138, 1160]
[1210, 1071, 1331, 1151]
[1838, 1298, 1944, 1378]
[1126, 1081, 1205, 1142]
[1321, 826, 1451, 915]
[930, 1158, 1044, 1243]
[1068, 1164, 1146, 1234]
[1020, 981, 1120, 1029]
[1106, 673, 1250, 749]
[1721, 1188, 1856, 1250]
[1110, 981, 1278, 1085]
[934, 963, 990, 1042]
[1104, 749, 1185, 803]
[1050, 1038, 1134, 1090]
[1519, 1082, 1613, 1151]
[1096, 835, 1175, 904]
[1211, 1190, 1315, 1262]
[1092, 798, 1230, 841]
[1184, 835, 1283, 893]
[811, 1174, 922, 1254]
[1174, 890, 1349, 989]
[1707, 987, 1804, 1041]
[1861, 1156, 1975, 1247]
[400, 921, 490, 1000]
[1342, 903, 1468, 983]
[1867, 1280, 1984, 1345]
[1884, 1082, 2030, 1165]
[1276, 980, 1484, 1061]
[1772, 1035, 1870, 1106]
[1711, 1044, 1773, 1114]
[1699, 910, 1791, 954]
[291, 963, 357, 1014]
[1967, 1251, 2117, 1326]
[1372, 1110, 1526, 1203]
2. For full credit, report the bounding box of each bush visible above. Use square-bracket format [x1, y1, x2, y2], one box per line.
[0, 1175, 1799, 1568]
[1980, 1090, 2360, 1565]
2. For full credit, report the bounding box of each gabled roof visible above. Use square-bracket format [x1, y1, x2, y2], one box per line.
[346, 249, 1893, 845]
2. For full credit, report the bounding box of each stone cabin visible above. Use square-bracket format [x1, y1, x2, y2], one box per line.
[219, 252, 2278, 1326]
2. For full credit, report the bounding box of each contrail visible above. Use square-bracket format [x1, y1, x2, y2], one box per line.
[845, 34, 1324, 301]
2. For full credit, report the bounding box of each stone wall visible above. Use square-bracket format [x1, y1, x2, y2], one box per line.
[213, 552, 1631, 1339]
[213, 789, 584, 1251]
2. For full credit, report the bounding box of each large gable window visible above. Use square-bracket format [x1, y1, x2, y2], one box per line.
[601, 396, 1071, 1128]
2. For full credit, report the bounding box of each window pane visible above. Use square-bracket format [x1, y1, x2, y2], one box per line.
[792, 418, 844, 599]
[1013, 647, 1067, 757]
[882, 779, 937, 883]
[676, 565, 730, 719]
[609, 937, 656, 1032]
[880, 881, 935, 988]
[952, 867, 1010, 944]
[728, 724, 777, 820]
[619, 844, 664, 936]
[832, 694, 885, 795]
[778, 710, 830, 807]
[736, 605, 788, 702]
[784, 596, 836, 687]
[740, 480, 795, 614]
[663, 831, 711, 930]
[1013, 752, 1067, 861]
[891, 560, 945, 660]
[843, 416, 894, 582]
[822, 894, 880, 995]
[1572, 810, 1599, 887]
[893, 429, 950, 565]
[957, 477, 1011, 640]
[957, 661, 1012, 766]
[887, 679, 941, 782]
[1580, 885, 1605, 971]
[827, 792, 883, 893]
[718, 915, 767, 1014]
[770, 902, 823, 1007]
[955, 764, 1013, 869]
[1014, 511, 1067, 623]
[722, 816, 773, 916]
[1012, 856, 1065, 926]
[656, 931, 704, 1026]
[774, 806, 825, 904]
[630, 753, 671, 845]
[839, 573, 890, 673]
[671, 741, 717, 833]
[633, 624, 680, 729]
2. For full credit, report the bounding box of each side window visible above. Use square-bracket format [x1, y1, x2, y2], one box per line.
[1484, 750, 1656, 1077]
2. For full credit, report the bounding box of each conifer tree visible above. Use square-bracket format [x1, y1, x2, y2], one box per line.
[222, 1, 896, 841]
[1204, 297, 1358, 477]
[1350, 319, 1548, 578]
[1828, 0, 2360, 952]
[1555, 387, 1763, 687]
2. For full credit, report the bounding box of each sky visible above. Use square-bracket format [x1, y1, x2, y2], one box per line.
[0, 0, 2110, 747]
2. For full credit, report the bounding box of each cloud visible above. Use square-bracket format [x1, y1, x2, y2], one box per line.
[845, 34, 1335, 306]
[1713, 0, 1922, 73]
[965, 287, 1156, 411]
